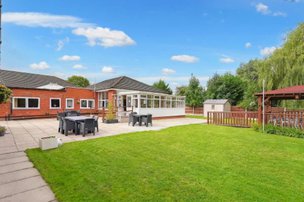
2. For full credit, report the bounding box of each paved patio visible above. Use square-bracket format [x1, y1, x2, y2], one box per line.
[0, 117, 204, 202]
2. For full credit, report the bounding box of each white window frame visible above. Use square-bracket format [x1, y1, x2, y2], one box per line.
[98, 92, 108, 109]
[66, 98, 74, 109]
[12, 97, 40, 110]
[50, 98, 61, 109]
[80, 99, 95, 109]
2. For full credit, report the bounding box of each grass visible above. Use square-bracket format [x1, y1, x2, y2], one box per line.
[27, 124, 304, 202]
[186, 114, 206, 119]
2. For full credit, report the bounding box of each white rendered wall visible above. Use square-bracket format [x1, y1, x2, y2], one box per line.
[136, 108, 185, 118]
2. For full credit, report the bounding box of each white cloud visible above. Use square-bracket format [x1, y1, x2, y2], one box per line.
[162, 68, 176, 75]
[220, 56, 235, 64]
[255, 3, 287, 17]
[101, 66, 114, 74]
[56, 37, 69, 51]
[260, 46, 278, 56]
[256, 3, 270, 14]
[72, 27, 136, 47]
[59, 55, 80, 61]
[3, 12, 136, 48]
[73, 64, 86, 69]
[245, 42, 252, 48]
[170, 55, 199, 63]
[273, 12, 287, 17]
[30, 61, 49, 70]
[2, 12, 92, 28]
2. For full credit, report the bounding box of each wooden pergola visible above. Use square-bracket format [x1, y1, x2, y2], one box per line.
[255, 85, 304, 124]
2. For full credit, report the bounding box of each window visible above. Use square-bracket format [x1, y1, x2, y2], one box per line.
[172, 97, 177, 108]
[127, 96, 132, 108]
[81, 99, 95, 109]
[98, 92, 108, 109]
[161, 96, 166, 108]
[177, 97, 185, 108]
[50, 98, 61, 109]
[166, 96, 171, 108]
[147, 95, 153, 108]
[132, 95, 138, 108]
[13, 97, 40, 109]
[140, 95, 147, 108]
[211, 104, 215, 110]
[66, 98, 74, 109]
[154, 96, 160, 108]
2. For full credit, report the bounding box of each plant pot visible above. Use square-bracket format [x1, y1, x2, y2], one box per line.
[104, 119, 119, 124]
[39, 136, 59, 150]
[0, 131, 5, 136]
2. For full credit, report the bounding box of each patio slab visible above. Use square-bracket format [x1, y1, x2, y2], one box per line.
[0, 117, 205, 153]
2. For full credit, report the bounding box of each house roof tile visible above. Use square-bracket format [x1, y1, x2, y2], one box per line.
[0, 69, 74, 89]
[89, 76, 168, 94]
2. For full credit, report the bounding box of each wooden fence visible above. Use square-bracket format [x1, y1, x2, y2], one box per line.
[265, 111, 304, 129]
[207, 112, 258, 128]
[185, 106, 203, 115]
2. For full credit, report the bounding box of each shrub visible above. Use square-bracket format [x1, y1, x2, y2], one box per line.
[0, 85, 12, 104]
[105, 103, 116, 121]
[0, 126, 6, 133]
[253, 124, 304, 139]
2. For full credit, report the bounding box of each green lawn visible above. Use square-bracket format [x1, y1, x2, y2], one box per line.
[27, 124, 304, 202]
[186, 114, 206, 119]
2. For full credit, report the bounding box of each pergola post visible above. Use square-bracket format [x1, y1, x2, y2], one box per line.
[257, 96, 263, 125]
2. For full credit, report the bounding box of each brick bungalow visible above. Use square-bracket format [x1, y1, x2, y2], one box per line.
[0, 69, 185, 120]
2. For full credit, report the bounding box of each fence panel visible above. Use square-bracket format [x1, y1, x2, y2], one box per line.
[207, 112, 258, 128]
[265, 112, 304, 129]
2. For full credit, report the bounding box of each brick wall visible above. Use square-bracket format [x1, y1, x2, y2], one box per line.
[0, 87, 103, 119]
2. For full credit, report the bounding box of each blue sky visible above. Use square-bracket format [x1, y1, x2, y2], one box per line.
[2, 0, 304, 89]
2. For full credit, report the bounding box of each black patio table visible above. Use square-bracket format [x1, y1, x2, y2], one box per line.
[132, 114, 148, 126]
[65, 116, 93, 135]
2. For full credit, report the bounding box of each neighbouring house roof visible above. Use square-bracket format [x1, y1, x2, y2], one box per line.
[204, 99, 229, 105]
[90, 76, 169, 94]
[0, 69, 74, 89]
[255, 85, 304, 96]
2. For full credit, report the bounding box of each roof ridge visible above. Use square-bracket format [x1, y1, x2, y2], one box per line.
[111, 76, 125, 88]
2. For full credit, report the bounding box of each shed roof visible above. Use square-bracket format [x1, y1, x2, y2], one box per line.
[90, 76, 168, 94]
[0, 69, 74, 89]
[204, 99, 229, 104]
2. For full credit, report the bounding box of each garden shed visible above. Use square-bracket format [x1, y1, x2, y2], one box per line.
[203, 99, 231, 117]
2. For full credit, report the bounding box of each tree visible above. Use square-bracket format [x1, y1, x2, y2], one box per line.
[153, 80, 172, 94]
[175, 86, 188, 96]
[206, 73, 245, 105]
[185, 75, 205, 107]
[0, 85, 12, 104]
[67, 75, 90, 87]
[236, 60, 261, 110]
[235, 23, 304, 109]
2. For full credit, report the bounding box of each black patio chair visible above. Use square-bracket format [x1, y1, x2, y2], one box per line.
[63, 118, 76, 136]
[58, 116, 64, 134]
[57, 112, 66, 120]
[93, 115, 99, 132]
[141, 114, 152, 127]
[79, 118, 95, 137]
[66, 110, 80, 117]
[128, 112, 137, 126]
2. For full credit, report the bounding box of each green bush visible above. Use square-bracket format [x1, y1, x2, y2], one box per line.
[0, 126, 6, 133]
[253, 124, 304, 139]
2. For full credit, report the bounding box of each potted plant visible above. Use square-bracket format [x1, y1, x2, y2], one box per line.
[0, 126, 6, 136]
[104, 103, 119, 124]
